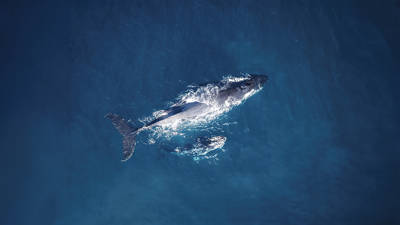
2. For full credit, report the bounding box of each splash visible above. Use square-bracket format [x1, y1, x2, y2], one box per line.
[139, 74, 262, 158]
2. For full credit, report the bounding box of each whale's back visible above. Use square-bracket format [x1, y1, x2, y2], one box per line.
[147, 102, 209, 127]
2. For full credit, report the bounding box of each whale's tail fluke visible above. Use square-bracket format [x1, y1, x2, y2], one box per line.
[105, 113, 140, 162]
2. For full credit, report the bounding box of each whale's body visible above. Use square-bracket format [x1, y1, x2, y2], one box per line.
[144, 102, 209, 128]
[106, 74, 267, 161]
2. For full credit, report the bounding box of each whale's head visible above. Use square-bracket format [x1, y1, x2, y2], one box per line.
[217, 74, 268, 103]
[243, 74, 268, 91]
[231, 74, 268, 93]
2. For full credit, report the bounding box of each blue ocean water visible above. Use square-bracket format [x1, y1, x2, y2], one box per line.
[1, 0, 399, 224]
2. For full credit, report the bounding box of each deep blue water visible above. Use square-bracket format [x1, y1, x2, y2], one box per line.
[1, 1, 400, 224]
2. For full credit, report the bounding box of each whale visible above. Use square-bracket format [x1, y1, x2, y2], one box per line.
[106, 74, 267, 161]
[162, 136, 227, 157]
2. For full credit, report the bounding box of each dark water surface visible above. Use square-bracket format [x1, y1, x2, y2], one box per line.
[1, 1, 399, 224]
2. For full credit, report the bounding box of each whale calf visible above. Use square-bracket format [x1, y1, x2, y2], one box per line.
[106, 74, 267, 161]
[162, 136, 227, 156]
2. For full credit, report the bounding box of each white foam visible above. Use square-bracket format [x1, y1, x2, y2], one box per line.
[140, 74, 262, 139]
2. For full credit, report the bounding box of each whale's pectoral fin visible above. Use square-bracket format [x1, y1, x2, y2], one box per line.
[105, 113, 139, 162]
